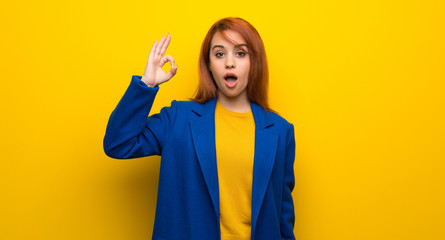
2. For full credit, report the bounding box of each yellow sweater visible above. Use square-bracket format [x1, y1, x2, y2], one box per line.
[214, 101, 255, 240]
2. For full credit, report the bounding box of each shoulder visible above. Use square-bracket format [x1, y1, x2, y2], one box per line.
[173, 99, 199, 107]
[263, 109, 294, 132]
[169, 99, 202, 111]
[161, 99, 207, 118]
[263, 110, 295, 143]
[250, 101, 293, 133]
[267, 111, 292, 127]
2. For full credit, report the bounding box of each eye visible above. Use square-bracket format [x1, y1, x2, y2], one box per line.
[215, 52, 224, 57]
[237, 51, 247, 56]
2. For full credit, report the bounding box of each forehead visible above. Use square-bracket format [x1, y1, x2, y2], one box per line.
[210, 30, 246, 47]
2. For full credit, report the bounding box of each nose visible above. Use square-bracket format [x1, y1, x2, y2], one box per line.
[225, 54, 235, 69]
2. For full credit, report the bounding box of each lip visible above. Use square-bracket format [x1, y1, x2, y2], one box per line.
[223, 72, 238, 79]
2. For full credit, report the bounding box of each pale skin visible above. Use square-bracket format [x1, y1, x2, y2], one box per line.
[141, 32, 251, 113]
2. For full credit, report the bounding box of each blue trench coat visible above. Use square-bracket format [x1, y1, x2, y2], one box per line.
[104, 75, 296, 240]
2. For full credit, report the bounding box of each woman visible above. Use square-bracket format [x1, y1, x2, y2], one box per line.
[104, 17, 296, 240]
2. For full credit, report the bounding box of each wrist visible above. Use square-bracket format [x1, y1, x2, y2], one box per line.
[141, 76, 156, 87]
[145, 82, 157, 88]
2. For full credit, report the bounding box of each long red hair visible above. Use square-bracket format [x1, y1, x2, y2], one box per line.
[193, 17, 273, 112]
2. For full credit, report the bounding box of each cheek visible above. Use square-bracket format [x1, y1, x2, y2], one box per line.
[241, 60, 250, 72]
[241, 64, 251, 78]
[209, 61, 218, 74]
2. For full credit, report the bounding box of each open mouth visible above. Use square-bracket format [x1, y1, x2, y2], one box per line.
[224, 73, 238, 88]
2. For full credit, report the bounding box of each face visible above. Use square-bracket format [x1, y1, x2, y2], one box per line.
[209, 30, 250, 100]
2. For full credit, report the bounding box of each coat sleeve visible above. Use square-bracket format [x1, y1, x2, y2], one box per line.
[103, 75, 178, 159]
[281, 123, 296, 239]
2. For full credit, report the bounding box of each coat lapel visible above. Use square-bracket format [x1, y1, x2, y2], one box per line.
[189, 99, 220, 217]
[250, 102, 279, 236]
[189, 99, 278, 232]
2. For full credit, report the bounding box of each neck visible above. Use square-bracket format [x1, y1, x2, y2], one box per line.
[217, 91, 251, 113]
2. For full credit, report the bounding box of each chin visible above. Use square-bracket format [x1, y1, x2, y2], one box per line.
[220, 89, 245, 99]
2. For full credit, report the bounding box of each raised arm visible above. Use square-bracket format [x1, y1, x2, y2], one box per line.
[103, 34, 179, 159]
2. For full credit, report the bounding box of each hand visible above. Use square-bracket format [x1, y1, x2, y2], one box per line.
[141, 33, 178, 87]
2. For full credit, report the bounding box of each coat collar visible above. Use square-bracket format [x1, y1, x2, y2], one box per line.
[191, 98, 275, 128]
[189, 98, 279, 235]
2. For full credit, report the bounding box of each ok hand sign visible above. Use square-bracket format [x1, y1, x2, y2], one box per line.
[141, 33, 178, 87]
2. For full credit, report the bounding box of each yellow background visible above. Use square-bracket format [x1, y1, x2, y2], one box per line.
[1, 0, 444, 239]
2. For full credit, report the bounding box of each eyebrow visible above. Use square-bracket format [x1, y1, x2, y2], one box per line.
[211, 44, 249, 51]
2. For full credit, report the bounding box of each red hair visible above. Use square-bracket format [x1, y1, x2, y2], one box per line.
[193, 17, 273, 112]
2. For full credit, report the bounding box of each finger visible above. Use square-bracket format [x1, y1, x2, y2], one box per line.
[166, 65, 178, 79]
[171, 65, 178, 75]
[159, 33, 171, 56]
[152, 40, 159, 62]
[159, 33, 170, 53]
[148, 40, 157, 62]
[163, 55, 175, 67]
[155, 35, 166, 58]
